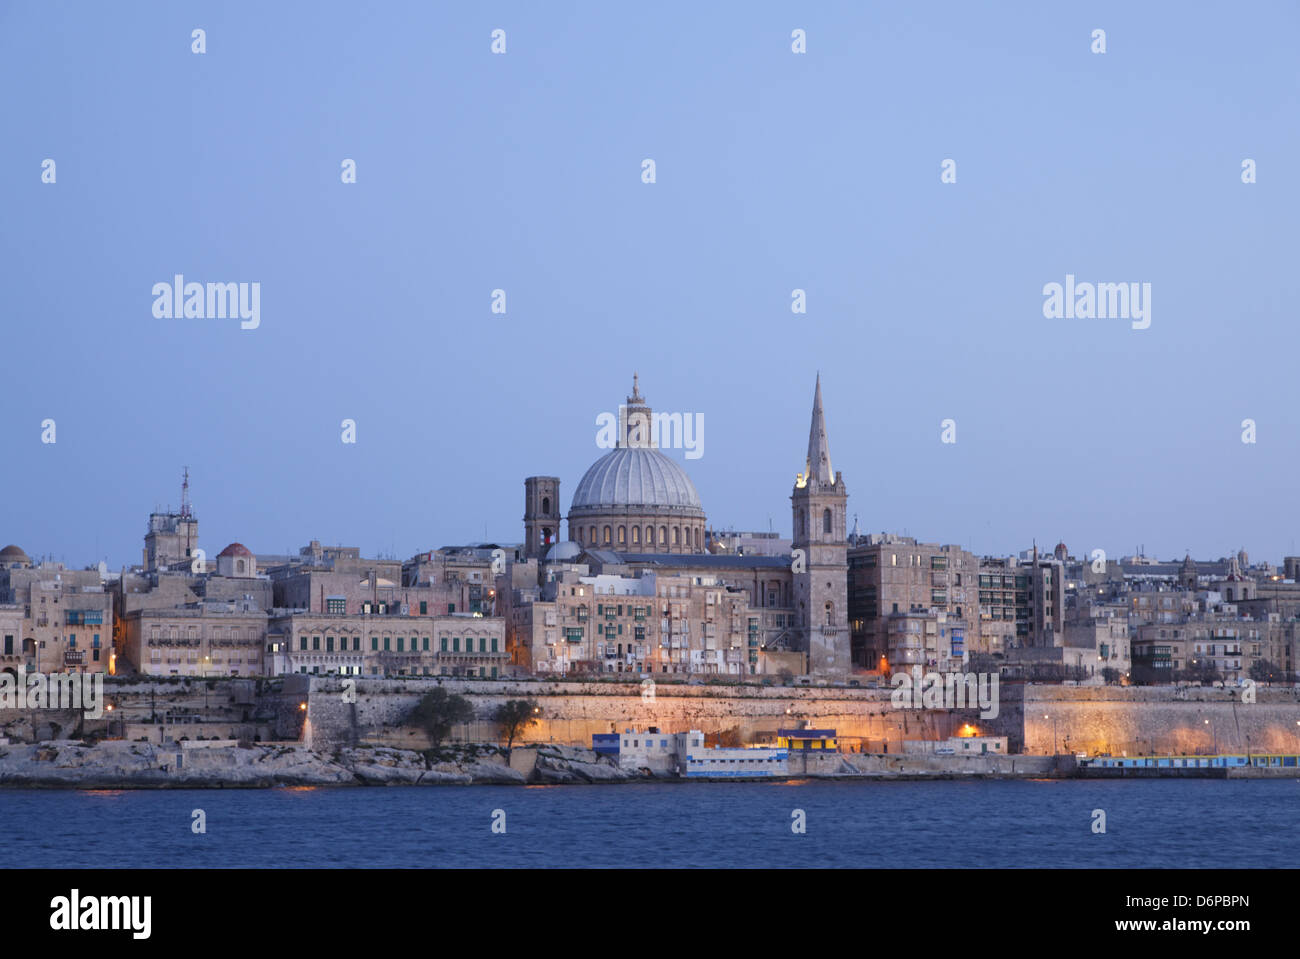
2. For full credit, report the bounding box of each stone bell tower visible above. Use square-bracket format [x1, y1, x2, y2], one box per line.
[523, 476, 561, 559]
[790, 375, 849, 678]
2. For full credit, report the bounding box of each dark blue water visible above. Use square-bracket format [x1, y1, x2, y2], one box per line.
[3, 779, 1297, 868]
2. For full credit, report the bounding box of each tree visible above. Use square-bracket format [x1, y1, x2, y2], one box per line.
[1101, 667, 1121, 685]
[1250, 659, 1283, 684]
[408, 687, 475, 747]
[493, 699, 541, 754]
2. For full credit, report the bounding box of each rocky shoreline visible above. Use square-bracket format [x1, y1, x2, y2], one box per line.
[0, 740, 656, 789]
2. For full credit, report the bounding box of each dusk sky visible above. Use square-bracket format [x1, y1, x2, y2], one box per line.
[3, 1, 1298, 569]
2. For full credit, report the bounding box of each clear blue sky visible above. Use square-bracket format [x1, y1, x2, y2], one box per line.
[3, 1, 1298, 569]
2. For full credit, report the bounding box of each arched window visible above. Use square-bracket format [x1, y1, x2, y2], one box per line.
[618, 526, 626, 544]
[645, 526, 653, 547]
[659, 526, 667, 545]
[542, 496, 550, 515]
[672, 527, 679, 546]
[236, 559, 245, 574]
[798, 509, 807, 537]
[589, 526, 596, 545]
[603, 526, 611, 544]
[822, 509, 832, 535]
[825, 602, 834, 625]
[632, 526, 640, 545]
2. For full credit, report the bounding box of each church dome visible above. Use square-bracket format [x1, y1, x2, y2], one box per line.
[0, 544, 30, 566]
[571, 447, 702, 512]
[545, 541, 583, 562]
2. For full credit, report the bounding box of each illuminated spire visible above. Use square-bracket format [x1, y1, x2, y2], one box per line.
[804, 374, 833, 485]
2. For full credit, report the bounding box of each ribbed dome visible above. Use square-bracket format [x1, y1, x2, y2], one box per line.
[571, 448, 702, 511]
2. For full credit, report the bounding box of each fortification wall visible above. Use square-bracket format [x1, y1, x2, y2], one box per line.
[301, 677, 984, 752]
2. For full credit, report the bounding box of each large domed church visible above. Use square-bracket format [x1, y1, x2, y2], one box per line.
[519, 374, 851, 678]
[565, 376, 708, 554]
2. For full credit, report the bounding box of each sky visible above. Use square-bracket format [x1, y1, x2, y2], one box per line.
[2, 1, 1298, 570]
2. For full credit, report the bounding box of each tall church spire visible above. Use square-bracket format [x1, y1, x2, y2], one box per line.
[803, 373, 834, 486]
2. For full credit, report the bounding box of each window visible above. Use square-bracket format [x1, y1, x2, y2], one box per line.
[326, 636, 334, 652]
[312, 636, 321, 651]
[371, 636, 379, 651]
[383, 637, 391, 651]
[397, 637, 404, 652]
[491, 637, 498, 652]
[423, 637, 429, 651]
[326, 597, 346, 614]
[441, 636, 448, 652]
[822, 509, 832, 534]
[300, 636, 308, 651]
[420, 601, 427, 615]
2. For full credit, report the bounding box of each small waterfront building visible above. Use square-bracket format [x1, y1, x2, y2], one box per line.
[777, 728, 838, 750]
[618, 727, 677, 773]
[674, 730, 788, 778]
[904, 735, 1008, 756]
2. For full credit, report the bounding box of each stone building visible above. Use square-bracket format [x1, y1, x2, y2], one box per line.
[1132, 613, 1267, 683]
[513, 569, 761, 677]
[0, 602, 24, 678]
[120, 601, 267, 677]
[848, 536, 981, 671]
[265, 611, 507, 678]
[0, 546, 113, 675]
